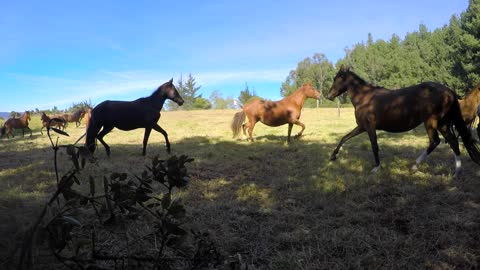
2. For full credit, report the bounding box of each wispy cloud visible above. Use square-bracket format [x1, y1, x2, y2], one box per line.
[4, 68, 289, 110]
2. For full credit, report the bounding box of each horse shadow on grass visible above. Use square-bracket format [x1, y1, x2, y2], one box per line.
[2, 135, 480, 269]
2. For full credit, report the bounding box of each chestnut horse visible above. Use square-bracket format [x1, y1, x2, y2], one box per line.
[83, 107, 92, 131]
[326, 66, 480, 177]
[40, 112, 66, 135]
[459, 83, 480, 139]
[86, 79, 184, 156]
[1, 111, 32, 138]
[231, 83, 321, 142]
[62, 109, 86, 128]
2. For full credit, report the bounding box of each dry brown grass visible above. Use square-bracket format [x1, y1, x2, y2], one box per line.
[1, 108, 480, 269]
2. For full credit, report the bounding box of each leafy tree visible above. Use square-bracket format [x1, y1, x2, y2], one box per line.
[281, 53, 335, 106]
[193, 94, 212, 110]
[168, 74, 203, 111]
[209, 90, 236, 109]
[452, 0, 480, 92]
[238, 83, 259, 107]
[10, 111, 17, 118]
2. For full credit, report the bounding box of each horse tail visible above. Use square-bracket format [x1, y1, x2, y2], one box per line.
[85, 112, 99, 154]
[231, 110, 246, 138]
[450, 98, 480, 165]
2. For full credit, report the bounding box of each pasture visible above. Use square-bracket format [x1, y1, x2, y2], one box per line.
[1, 108, 480, 269]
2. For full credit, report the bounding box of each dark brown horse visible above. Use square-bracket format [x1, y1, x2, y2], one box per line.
[85, 79, 184, 156]
[62, 109, 86, 128]
[326, 66, 480, 177]
[1, 111, 32, 138]
[40, 112, 66, 135]
[231, 83, 321, 142]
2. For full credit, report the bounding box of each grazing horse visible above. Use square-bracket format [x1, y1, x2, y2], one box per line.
[326, 66, 480, 176]
[62, 109, 86, 128]
[40, 112, 66, 135]
[231, 83, 321, 142]
[1, 111, 32, 138]
[85, 79, 184, 156]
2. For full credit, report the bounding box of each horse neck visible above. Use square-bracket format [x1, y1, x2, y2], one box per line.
[346, 76, 375, 108]
[465, 88, 480, 107]
[148, 92, 167, 110]
[285, 88, 308, 108]
[20, 113, 29, 125]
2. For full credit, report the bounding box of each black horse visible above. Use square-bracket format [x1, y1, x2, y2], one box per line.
[85, 79, 184, 156]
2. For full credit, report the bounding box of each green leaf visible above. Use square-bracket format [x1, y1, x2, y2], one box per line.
[167, 200, 186, 219]
[51, 127, 69, 136]
[162, 193, 171, 210]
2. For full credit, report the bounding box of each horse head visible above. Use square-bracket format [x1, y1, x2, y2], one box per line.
[164, 78, 184, 106]
[302, 82, 321, 100]
[327, 65, 356, 100]
[25, 111, 31, 121]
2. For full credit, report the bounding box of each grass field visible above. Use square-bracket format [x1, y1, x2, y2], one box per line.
[1, 108, 480, 269]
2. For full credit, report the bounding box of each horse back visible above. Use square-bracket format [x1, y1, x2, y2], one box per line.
[92, 99, 160, 130]
[362, 82, 457, 132]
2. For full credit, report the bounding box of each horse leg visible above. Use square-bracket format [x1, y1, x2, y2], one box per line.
[412, 123, 440, 171]
[152, 123, 171, 154]
[366, 127, 381, 173]
[142, 127, 152, 156]
[96, 125, 114, 157]
[247, 121, 257, 142]
[438, 125, 462, 178]
[330, 126, 365, 161]
[287, 123, 293, 143]
[242, 123, 248, 139]
[293, 120, 305, 138]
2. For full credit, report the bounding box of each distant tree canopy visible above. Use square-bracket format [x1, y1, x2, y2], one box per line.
[280, 53, 335, 107]
[209, 90, 236, 110]
[238, 83, 260, 107]
[168, 74, 212, 110]
[283, 0, 480, 102]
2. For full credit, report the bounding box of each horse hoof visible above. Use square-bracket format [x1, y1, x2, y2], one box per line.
[411, 164, 418, 171]
[329, 155, 337, 161]
[370, 166, 380, 173]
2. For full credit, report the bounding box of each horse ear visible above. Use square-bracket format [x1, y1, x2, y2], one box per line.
[168, 78, 173, 85]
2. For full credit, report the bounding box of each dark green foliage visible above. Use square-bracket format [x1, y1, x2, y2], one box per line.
[238, 83, 260, 107]
[288, 1, 480, 99]
[169, 73, 209, 111]
[280, 53, 335, 107]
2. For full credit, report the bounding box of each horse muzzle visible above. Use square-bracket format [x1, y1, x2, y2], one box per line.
[175, 98, 184, 106]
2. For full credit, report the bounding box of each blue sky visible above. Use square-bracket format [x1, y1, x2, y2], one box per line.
[0, 0, 469, 111]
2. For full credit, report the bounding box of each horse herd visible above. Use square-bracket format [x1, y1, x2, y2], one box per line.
[2, 68, 480, 176]
[0, 108, 91, 138]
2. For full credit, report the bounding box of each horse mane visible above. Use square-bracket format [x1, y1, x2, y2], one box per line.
[464, 83, 480, 99]
[150, 79, 173, 97]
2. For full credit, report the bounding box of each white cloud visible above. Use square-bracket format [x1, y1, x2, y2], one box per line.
[5, 68, 290, 110]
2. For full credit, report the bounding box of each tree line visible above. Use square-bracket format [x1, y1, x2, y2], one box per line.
[282, 0, 480, 105]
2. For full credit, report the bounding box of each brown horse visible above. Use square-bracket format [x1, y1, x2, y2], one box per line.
[62, 109, 86, 128]
[231, 83, 321, 142]
[459, 83, 480, 139]
[326, 66, 480, 177]
[1, 111, 32, 138]
[40, 112, 66, 135]
[83, 107, 92, 130]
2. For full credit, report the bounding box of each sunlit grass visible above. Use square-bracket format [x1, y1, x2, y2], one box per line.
[1, 108, 480, 269]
